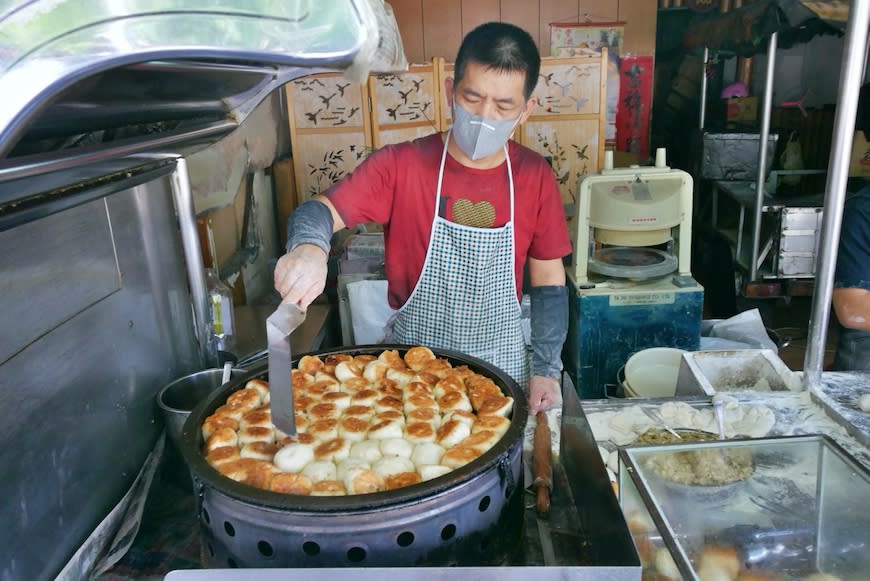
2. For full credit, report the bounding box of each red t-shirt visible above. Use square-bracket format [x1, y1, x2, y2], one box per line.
[325, 133, 571, 308]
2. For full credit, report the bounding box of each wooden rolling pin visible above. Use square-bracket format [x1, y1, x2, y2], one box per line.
[533, 411, 553, 517]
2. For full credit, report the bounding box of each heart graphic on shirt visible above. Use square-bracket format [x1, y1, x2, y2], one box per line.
[452, 199, 496, 228]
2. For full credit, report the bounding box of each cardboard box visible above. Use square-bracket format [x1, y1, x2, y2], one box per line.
[725, 96, 758, 123]
[850, 130, 870, 177]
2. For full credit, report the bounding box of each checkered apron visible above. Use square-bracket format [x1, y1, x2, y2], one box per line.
[390, 131, 529, 386]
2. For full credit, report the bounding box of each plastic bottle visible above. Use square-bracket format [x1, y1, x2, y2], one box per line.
[204, 267, 235, 360]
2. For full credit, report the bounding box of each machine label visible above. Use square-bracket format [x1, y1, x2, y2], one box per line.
[610, 292, 676, 306]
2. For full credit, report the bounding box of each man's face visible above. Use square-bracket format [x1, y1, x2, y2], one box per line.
[447, 60, 535, 123]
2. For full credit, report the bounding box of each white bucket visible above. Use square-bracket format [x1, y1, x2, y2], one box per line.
[623, 347, 687, 398]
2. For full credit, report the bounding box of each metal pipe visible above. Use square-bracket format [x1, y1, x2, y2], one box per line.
[169, 156, 210, 366]
[750, 32, 777, 281]
[700, 47, 710, 130]
[803, 0, 870, 386]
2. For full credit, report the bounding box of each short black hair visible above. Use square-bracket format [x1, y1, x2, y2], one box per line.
[454, 22, 540, 100]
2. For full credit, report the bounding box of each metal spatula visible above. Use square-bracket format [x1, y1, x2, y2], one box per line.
[266, 302, 306, 436]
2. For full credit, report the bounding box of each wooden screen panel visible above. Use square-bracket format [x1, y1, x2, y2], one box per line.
[521, 118, 601, 204]
[531, 56, 604, 116]
[523, 52, 608, 204]
[291, 132, 371, 200]
[286, 72, 372, 201]
[369, 63, 441, 148]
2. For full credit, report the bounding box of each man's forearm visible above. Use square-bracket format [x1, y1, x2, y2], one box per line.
[530, 285, 568, 378]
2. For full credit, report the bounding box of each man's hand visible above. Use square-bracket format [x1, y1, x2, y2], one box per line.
[527, 374, 562, 414]
[274, 244, 328, 308]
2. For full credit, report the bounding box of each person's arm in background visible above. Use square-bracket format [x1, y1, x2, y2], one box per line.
[832, 187, 870, 332]
[832, 288, 870, 331]
[527, 256, 567, 414]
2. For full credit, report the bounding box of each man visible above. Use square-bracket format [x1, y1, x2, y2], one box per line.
[275, 22, 570, 413]
[832, 183, 870, 371]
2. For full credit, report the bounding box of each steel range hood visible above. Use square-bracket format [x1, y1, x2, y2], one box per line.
[0, 0, 405, 182]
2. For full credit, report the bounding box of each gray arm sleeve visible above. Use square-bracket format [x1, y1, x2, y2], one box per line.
[530, 285, 568, 379]
[285, 200, 335, 254]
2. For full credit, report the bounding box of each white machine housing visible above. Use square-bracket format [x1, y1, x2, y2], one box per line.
[571, 150, 694, 284]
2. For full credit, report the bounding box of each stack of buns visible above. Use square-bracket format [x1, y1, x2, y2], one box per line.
[201, 346, 514, 496]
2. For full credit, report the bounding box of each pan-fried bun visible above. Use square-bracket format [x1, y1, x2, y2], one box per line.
[472, 415, 511, 437]
[204, 427, 238, 452]
[436, 419, 471, 448]
[418, 464, 452, 481]
[269, 472, 313, 495]
[344, 467, 383, 495]
[410, 442, 446, 467]
[404, 422, 437, 444]
[206, 446, 241, 467]
[314, 437, 351, 462]
[274, 443, 315, 473]
[476, 396, 514, 418]
[441, 446, 482, 469]
[240, 441, 281, 462]
[404, 346, 436, 371]
[311, 479, 346, 496]
[302, 460, 338, 483]
[384, 471, 422, 490]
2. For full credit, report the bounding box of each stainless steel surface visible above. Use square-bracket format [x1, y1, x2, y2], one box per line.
[699, 47, 709, 130]
[233, 304, 333, 369]
[619, 434, 870, 580]
[158, 368, 245, 452]
[701, 133, 779, 181]
[0, 0, 387, 158]
[751, 31, 778, 282]
[0, 174, 199, 581]
[0, 120, 237, 183]
[804, 0, 870, 386]
[265, 302, 306, 435]
[0, 201, 121, 364]
[169, 156, 209, 367]
[180, 346, 529, 568]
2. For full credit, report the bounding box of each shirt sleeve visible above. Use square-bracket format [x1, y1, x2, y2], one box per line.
[835, 189, 870, 290]
[323, 145, 399, 228]
[528, 160, 572, 261]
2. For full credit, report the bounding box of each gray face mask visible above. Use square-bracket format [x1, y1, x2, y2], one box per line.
[451, 101, 522, 161]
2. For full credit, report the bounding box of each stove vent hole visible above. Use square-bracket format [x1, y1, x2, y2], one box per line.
[347, 547, 367, 562]
[396, 531, 415, 547]
[478, 496, 491, 512]
[207, 543, 215, 557]
[227, 558, 238, 568]
[223, 521, 236, 537]
[202, 508, 211, 524]
[258, 540, 274, 557]
[441, 524, 457, 541]
[302, 541, 320, 556]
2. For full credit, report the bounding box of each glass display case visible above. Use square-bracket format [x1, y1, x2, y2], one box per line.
[618, 435, 869, 580]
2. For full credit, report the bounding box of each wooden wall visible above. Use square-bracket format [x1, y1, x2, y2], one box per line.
[389, 0, 657, 63]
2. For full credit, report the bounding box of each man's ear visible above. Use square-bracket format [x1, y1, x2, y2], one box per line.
[444, 76, 455, 106]
[519, 96, 537, 125]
